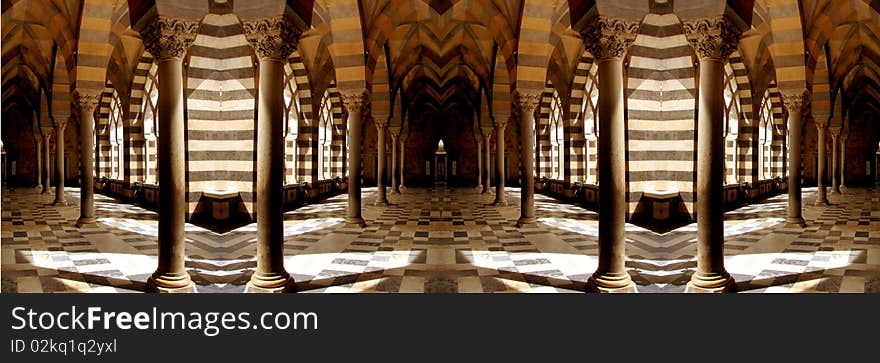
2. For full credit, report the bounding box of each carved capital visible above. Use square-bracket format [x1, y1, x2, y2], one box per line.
[682, 16, 742, 60]
[141, 17, 199, 60]
[780, 92, 807, 113]
[514, 90, 541, 116]
[242, 16, 301, 61]
[389, 126, 401, 139]
[493, 117, 508, 130]
[340, 91, 369, 114]
[375, 117, 389, 129]
[828, 126, 841, 138]
[73, 90, 100, 115]
[582, 16, 640, 60]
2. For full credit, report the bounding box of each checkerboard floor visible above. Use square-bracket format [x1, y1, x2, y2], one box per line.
[2, 184, 878, 293]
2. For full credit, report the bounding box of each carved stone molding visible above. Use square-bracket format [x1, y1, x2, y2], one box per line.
[389, 126, 401, 139]
[375, 117, 390, 129]
[780, 92, 807, 113]
[494, 118, 508, 129]
[340, 91, 369, 114]
[514, 90, 541, 117]
[582, 16, 640, 60]
[52, 116, 67, 129]
[73, 90, 100, 115]
[828, 126, 841, 137]
[682, 16, 742, 60]
[141, 17, 199, 60]
[242, 16, 301, 61]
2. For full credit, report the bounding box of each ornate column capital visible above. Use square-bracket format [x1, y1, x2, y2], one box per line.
[73, 90, 100, 115]
[141, 17, 199, 60]
[828, 126, 842, 137]
[815, 118, 829, 129]
[52, 116, 68, 129]
[514, 90, 541, 117]
[682, 16, 743, 60]
[340, 91, 369, 114]
[780, 91, 808, 114]
[242, 16, 301, 61]
[582, 16, 640, 61]
[481, 126, 494, 139]
[375, 117, 389, 129]
[389, 126, 401, 139]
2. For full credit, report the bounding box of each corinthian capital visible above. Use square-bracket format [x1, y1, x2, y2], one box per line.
[73, 90, 100, 115]
[682, 16, 743, 60]
[582, 16, 640, 60]
[514, 90, 541, 116]
[140, 17, 199, 60]
[340, 91, 369, 114]
[780, 92, 807, 113]
[242, 16, 301, 60]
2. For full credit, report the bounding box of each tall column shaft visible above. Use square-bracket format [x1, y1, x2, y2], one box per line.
[492, 122, 507, 205]
[36, 138, 43, 191]
[840, 134, 848, 190]
[53, 121, 67, 205]
[516, 92, 539, 227]
[42, 131, 51, 194]
[141, 17, 199, 293]
[476, 138, 483, 190]
[483, 131, 492, 194]
[391, 132, 399, 194]
[399, 136, 407, 190]
[783, 93, 806, 226]
[76, 92, 99, 227]
[343, 93, 367, 227]
[815, 123, 829, 205]
[583, 16, 639, 293]
[830, 131, 840, 194]
[375, 121, 388, 205]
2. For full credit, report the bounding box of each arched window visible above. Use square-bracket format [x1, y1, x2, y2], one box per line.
[283, 64, 299, 184]
[548, 89, 564, 179]
[318, 90, 333, 180]
[583, 68, 599, 184]
[723, 64, 740, 184]
[142, 64, 158, 184]
[108, 90, 124, 179]
[758, 90, 773, 180]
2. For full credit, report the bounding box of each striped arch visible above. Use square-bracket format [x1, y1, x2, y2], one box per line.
[50, 50, 71, 125]
[325, 0, 369, 94]
[96, 82, 115, 178]
[513, 0, 556, 93]
[536, 82, 554, 178]
[126, 52, 154, 184]
[729, 50, 759, 183]
[763, 0, 809, 95]
[766, 84, 786, 178]
[491, 47, 512, 124]
[328, 85, 346, 178]
[567, 50, 596, 184]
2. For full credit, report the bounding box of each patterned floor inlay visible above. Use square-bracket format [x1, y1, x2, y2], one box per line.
[2, 185, 878, 293]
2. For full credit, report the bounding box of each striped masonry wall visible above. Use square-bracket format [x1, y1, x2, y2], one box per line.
[185, 2, 257, 217]
[537, 84, 554, 177]
[125, 54, 153, 184]
[96, 84, 113, 178]
[625, 4, 697, 217]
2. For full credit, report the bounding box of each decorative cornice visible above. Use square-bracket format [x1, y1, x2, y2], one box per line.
[582, 16, 640, 60]
[73, 90, 100, 115]
[682, 16, 742, 60]
[141, 17, 199, 60]
[340, 91, 369, 114]
[242, 16, 301, 61]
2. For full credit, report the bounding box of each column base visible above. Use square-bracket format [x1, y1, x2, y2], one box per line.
[686, 273, 737, 293]
[145, 274, 197, 293]
[475, 185, 483, 191]
[75, 217, 97, 227]
[814, 199, 830, 206]
[53, 200, 67, 206]
[492, 199, 507, 206]
[246, 273, 295, 293]
[785, 217, 806, 227]
[36, 185, 43, 193]
[391, 190, 401, 195]
[585, 273, 637, 293]
[344, 217, 366, 228]
[374, 199, 389, 206]
[399, 185, 407, 191]
[515, 217, 538, 228]
[840, 185, 847, 193]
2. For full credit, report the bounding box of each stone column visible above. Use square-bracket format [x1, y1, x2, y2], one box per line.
[41, 128, 52, 195]
[515, 91, 540, 227]
[830, 127, 841, 195]
[492, 120, 508, 206]
[390, 127, 400, 194]
[399, 134, 407, 191]
[840, 130, 848, 191]
[374, 118, 389, 205]
[481, 126, 493, 194]
[243, 16, 300, 293]
[683, 16, 741, 293]
[140, 17, 199, 293]
[75, 91, 100, 227]
[782, 92, 807, 227]
[342, 92, 368, 227]
[583, 16, 639, 293]
[814, 120, 829, 205]
[475, 134, 484, 190]
[52, 118, 67, 205]
[35, 136, 43, 192]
